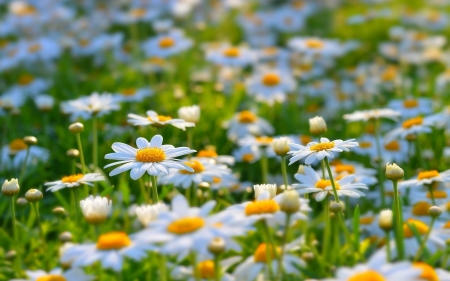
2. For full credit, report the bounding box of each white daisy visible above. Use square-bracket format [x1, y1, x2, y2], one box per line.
[112, 87, 153, 103]
[384, 116, 434, 143]
[343, 108, 401, 122]
[104, 135, 196, 179]
[388, 97, 433, 119]
[127, 110, 195, 131]
[245, 69, 296, 105]
[288, 137, 359, 165]
[400, 169, 450, 188]
[206, 45, 256, 68]
[331, 161, 378, 185]
[223, 110, 274, 141]
[19, 268, 94, 281]
[44, 173, 104, 192]
[142, 29, 192, 59]
[172, 257, 239, 281]
[292, 166, 368, 201]
[1, 138, 49, 171]
[64, 92, 120, 120]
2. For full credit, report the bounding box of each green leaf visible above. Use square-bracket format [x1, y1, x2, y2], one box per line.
[352, 205, 360, 253]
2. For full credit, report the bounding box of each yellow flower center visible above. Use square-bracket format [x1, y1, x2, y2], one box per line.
[130, 8, 146, 18]
[427, 11, 440, 23]
[261, 73, 281, 86]
[223, 47, 240, 57]
[238, 110, 257, 123]
[413, 262, 439, 281]
[384, 141, 400, 151]
[381, 66, 397, 81]
[402, 117, 423, 129]
[159, 37, 175, 48]
[197, 150, 218, 158]
[135, 147, 166, 163]
[418, 170, 440, 180]
[13, 5, 36, 16]
[292, 0, 304, 9]
[148, 115, 172, 123]
[96, 232, 131, 250]
[79, 39, 90, 47]
[245, 200, 280, 216]
[9, 139, 28, 151]
[335, 164, 355, 174]
[403, 99, 419, 108]
[28, 44, 41, 53]
[359, 141, 373, 148]
[300, 135, 312, 145]
[305, 39, 324, 49]
[18, 74, 34, 85]
[167, 217, 205, 234]
[347, 270, 386, 281]
[412, 202, 432, 216]
[256, 136, 273, 145]
[315, 179, 340, 190]
[360, 217, 374, 225]
[36, 275, 67, 281]
[253, 243, 280, 263]
[310, 142, 335, 151]
[196, 260, 215, 279]
[121, 88, 136, 96]
[428, 190, 447, 199]
[61, 174, 84, 183]
[403, 219, 429, 238]
[179, 160, 205, 174]
[242, 153, 254, 162]
[443, 221, 450, 229]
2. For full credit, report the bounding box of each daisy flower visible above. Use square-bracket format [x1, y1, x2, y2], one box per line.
[172, 257, 239, 281]
[388, 97, 433, 119]
[142, 29, 192, 59]
[331, 161, 378, 185]
[223, 110, 274, 141]
[61, 231, 155, 272]
[343, 108, 401, 122]
[351, 135, 410, 163]
[64, 92, 120, 120]
[384, 115, 434, 143]
[1, 138, 49, 171]
[112, 87, 153, 103]
[288, 37, 345, 57]
[292, 166, 368, 201]
[400, 169, 450, 188]
[288, 137, 359, 165]
[206, 45, 256, 68]
[127, 110, 195, 131]
[104, 135, 196, 179]
[232, 145, 261, 163]
[45, 173, 104, 192]
[245, 69, 296, 105]
[16, 268, 94, 281]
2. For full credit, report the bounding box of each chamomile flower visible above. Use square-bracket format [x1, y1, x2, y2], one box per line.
[61, 231, 155, 272]
[245, 69, 296, 104]
[127, 110, 195, 131]
[1, 138, 49, 171]
[20, 268, 94, 281]
[288, 37, 345, 57]
[292, 166, 368, 201]
[288, 137, 359, 165]
[232, 145, 261, 164]
[331, 161, 378, 185]
[104, 135, 196, 179]
[400, 169, 450, 188]
[64, 92, 120, 120]
[172, 257, 239, 281]
[388, 97, 433, 119]
[223, 110, 274, 141]
[343, 108, 401, 122]
[384, 116, 434, 142]
[45, 173, 104, 192]
[206, 45, 256, 68]
[112, 87, 153, 103]
[142, 29, 192, 58]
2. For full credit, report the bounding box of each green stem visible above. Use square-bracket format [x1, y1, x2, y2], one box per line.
[323, 158, 340, 203]
[160, 254, 167, 281]
[76, 133, 87, 174]
[374, 120, 386, 208]
[281, 156, 289, 188]
[92, 115, 98, 195]
[322, 198, 331, 257]
[261, 221, 275, 280]
[10, 197, 17, 243]
[337, 212, 360, 260]
[139, 177, 150, 204]
[385, 231, 391, 262]
[71, 189, 79, 223]
[261, 149, 268, 183]
[321, 159, 326, 180]
[427, 184, 436, 205]
[32, 203, 44, 243]
[151, 176, 159, 203]
[191, 252, 200, 281]
[19, 147, 31, 184]
[414, 218, 436, 261]
[214, 254, 221, 281]
[187, 128, 193, 160]
[276, 214, 291, 281]
[392, 180, 405, 260]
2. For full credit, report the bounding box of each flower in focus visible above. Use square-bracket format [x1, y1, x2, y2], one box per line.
[44, 173, 104, 192]
[128, 110, 195, 130]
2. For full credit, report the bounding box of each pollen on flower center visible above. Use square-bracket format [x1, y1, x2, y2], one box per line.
[61, 174, 84, 183]
[9, 139, 28, 151]
[135, 147, 166, 163]
[256, 136, 273, 145]
[197, 150, 218, 158]
[360, 217, 374, 225]
[261, 73, 281, 86]
[310, 142, 335, 151]
[18, 74, 34, 85]
[159, 37, 175, 48]
[403, 219, 429, 238]
[28, 44, 41, 53]
[300, 135, 312, 145]
[36, 275, 67, 281]
[96, 232, 131, 250]
[384, 141, 400, 151]
[121, 88, 136, 96]
[412, 202, 432, 216]
[245, 200, 280, 216]
[418, 170, 439, 180]
[179, 160, 205, 174]
[402, 117, 423, 129]
[238, 110, 257, 123]
[315, 179, 340, 190]
[223, 47, 240, 57]
[167, 217, 205, 234]
[381, 66, 397, 81]
[347, 270, 386, 281]
[254, 243, 280, 263]
[242, 153, 254, 162]
[305, 39, 324, 49]
[413, 262, 439, 281]
[335, 164, 355, 174]
[359, 141, 373, 148]
[403, 99, 419, 108]
[196, 260, 215, 279]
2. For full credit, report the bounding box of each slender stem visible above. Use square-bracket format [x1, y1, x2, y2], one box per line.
[160, 254, 167, 281]
[261, 149, 268, 183]
[414, 218, 436, 261]
[92, 115, 98, 195]
[337, 212, 360, 259]
[19, 147, 31, 183]
[71, 189, 79, 222]
[139, 177, 150, 203]
[261, 221, 275, 280]
[281, 156, 289, 188]
[427, 184, 436, 205]
[150, 176, 159, 203]
[385, 231, 391, 262]
[392, 180, 405, 260]
[276, 214, 291, 281]
[322, 198, 331, 257]
[324, 158, 340, 203]
[374, 120, 386, 208]
[214, 254, 221, 281]
[321, 159, 326, 179]
[10, 196, 21, 272]
[32, 202, 44, 242]
[76, 133, 87, 174]
[191, 252, 200, 281]
[10, 197, 17, 243]
[187, 128, 192, 160]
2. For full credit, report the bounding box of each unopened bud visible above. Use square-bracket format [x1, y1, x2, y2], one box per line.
[5, 250, 16, 260]
[66, 149, 80, 158]
[272, 137, 291, 156]
[59, 231, 73, 242]
[2, 178, 20, 197]
[208, 237, 226, 255]
[69, 122, 84, 133]
[301, 252, 314, 261]
[385, 163, 404, 181]
[23, 136, 38, 145]
[16, 197, 28, 206]
[330, 202, 343, 214]
[379, 209, 393, 231]
[53, 207, 67, 217]
[25, 189, 43, 202]
[429, 206, 442, 218]
[280, 189, 300, 214]
[309, 116, 327, 135]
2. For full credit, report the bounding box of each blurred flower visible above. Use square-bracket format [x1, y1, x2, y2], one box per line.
[45, 173, 104, 192]
[80, 195, 112, 224]
[223, 110, 274, 141]
[128, 110, 195, 130]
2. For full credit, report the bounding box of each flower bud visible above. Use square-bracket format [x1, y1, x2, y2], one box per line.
[379, 209, 393, 231]
[330, 202, 343, 214]
[271, 137, 291, 156]
[309, 116, 327, 135]
[178, 105, 200, 123]
[25, 189, 43, 202]
[385, 163, 404, 181]
[80, 195, 112, 224]
[280, 189, 300, 214]
[253, 184, 277, 199]
[34, 95, 54, 111]
[208, 237, 226, 255]
[135, 203, 167, 226]
[301, 252, 314, 261]
[2, 178, 20, 197]
[429, 206, 442, 218]
[52, 206, 67, 217]
[16, 197, 28, 206]
[23, 136, 38, 145]
[5, 250, 16, 260]
[59, 231, 73, 243]
[69, 122, 84, 134]
[66, 149, 80, 158]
